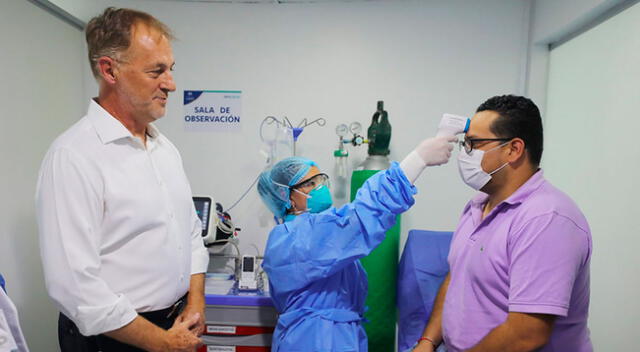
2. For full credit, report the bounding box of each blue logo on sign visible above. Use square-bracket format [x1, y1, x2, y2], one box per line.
[184, 90, 204, 105]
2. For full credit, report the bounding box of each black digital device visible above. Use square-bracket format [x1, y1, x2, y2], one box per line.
[242, 256, 255, 272]
[239, 255, 257, 290]
[192, 196, 212, 238]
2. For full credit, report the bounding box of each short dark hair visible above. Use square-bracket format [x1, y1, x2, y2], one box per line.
[85, 7, 173, 79]
[476, 95, 543, 166]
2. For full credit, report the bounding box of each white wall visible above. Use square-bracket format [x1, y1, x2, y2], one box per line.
[526, 0, 627, 115]
[75, 0, 530, 260]
[0, 1, 86, 351]
[543, 3, 640, 350]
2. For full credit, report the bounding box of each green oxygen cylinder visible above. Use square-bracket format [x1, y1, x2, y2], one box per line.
[367, 101, 391, 156]
[351, 100, 398, 352]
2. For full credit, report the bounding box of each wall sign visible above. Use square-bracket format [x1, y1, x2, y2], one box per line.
[183, 90, 242, 132]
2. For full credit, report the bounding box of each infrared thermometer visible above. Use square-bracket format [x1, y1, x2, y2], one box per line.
[437, 113, 470, 137]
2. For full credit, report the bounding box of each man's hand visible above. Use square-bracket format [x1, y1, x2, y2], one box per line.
[163, 313, 202, 352]
[413, 340, 435, 352]
[177, 301, 206, 336]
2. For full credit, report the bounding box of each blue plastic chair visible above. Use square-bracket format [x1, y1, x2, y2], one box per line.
[397, 230, 453, 352]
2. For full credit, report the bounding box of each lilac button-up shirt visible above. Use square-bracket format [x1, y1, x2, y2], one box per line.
[442, 170, 593, 352]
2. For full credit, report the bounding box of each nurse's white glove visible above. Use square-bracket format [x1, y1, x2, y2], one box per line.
[415, 135, 456, 166]
[400, 136, 456, 184]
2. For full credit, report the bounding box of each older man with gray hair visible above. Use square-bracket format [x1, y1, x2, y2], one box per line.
[36, 7, 208, 352]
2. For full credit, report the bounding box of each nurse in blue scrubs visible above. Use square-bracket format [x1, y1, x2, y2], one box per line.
[257, 135, 456, 352]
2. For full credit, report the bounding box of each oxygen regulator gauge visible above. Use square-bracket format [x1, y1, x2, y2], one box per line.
[349, 122, 366, 146]
[335, 124, 349, 138]
[349, 122, 363, 135]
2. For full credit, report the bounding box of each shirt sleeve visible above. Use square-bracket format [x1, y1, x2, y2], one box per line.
[0, 289, 29, 352]
[507, 212, 590, 317]
[263, 162, 417, 293]
[35, 148, 137, 336]
[189, 203, 210, 275]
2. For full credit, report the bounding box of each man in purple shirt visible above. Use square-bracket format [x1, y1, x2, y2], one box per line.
[414, 95, 592, 352]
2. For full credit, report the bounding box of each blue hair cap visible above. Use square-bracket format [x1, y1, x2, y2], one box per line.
[257, 157, 317, 218]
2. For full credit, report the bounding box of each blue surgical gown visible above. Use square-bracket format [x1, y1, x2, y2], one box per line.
[263, 162, 417, 352]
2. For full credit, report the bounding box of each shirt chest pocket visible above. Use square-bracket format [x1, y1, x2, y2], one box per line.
[465, 232, 511, 291]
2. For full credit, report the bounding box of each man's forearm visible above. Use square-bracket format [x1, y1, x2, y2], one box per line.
[105, 315, 167, 352]
[465, 313, 554, 352]
[187, 273, 205, 306]
[179, 273, 207, 336]
[465, 323, 537, 352]
[420, 273, 451, 345]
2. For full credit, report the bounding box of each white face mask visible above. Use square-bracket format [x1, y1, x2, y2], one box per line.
[457, 142, 509, 191]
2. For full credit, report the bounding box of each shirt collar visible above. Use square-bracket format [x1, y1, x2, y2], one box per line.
[87, 98, 160, 144]
[502, 169, 545, 205]
[146, 122, 160, 140]
[469, 169, 546, 208]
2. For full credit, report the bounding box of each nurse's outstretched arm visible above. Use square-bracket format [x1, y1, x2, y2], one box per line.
[263, 137, 456, 292]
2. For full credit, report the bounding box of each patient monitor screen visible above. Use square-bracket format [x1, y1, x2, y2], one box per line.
[193, 197, 212, 237]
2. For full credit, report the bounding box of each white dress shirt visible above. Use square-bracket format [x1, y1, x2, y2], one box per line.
[36, 99, 209, 336]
